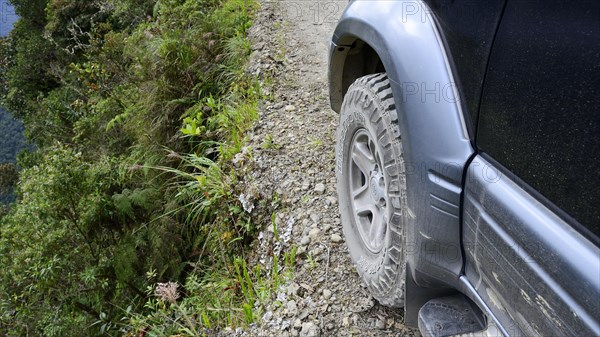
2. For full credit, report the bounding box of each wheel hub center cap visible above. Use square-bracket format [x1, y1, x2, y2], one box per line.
[369, 171, 386, 206]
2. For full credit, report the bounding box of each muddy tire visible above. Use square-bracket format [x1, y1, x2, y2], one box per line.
[335, 73, 406, 307]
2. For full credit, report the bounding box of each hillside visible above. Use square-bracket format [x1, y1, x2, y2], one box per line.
[0, 0, 263, 335]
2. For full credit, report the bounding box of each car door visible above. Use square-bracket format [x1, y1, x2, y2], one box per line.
[462, 0, 600, 336]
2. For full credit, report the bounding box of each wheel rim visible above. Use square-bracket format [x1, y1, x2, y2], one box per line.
[348, 129, 388, 253]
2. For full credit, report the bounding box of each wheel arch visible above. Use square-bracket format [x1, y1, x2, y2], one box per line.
[329, 37, 385, 113]
[328, 0, 477, 326]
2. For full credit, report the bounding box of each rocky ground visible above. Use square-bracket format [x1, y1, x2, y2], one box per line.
[221, 0, 420, 336]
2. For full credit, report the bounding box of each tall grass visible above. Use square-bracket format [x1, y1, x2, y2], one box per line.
[121, 0, 298, 334]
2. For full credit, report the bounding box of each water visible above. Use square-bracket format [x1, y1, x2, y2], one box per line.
[0, 0, 16, 36]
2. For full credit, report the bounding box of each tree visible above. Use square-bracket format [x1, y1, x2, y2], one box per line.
[0, 162, 17, 194]
[0, 145, 182, 336]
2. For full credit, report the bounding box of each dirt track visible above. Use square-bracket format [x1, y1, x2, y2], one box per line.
[222, 1, 420, 335]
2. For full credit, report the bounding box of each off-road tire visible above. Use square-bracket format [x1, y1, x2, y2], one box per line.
[335, 73, 406, 307]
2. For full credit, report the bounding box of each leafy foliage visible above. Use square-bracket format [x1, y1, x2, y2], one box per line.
[0, 160, 16, 184]
[0, 162, 18, 202]
[0, 0, 263, 335]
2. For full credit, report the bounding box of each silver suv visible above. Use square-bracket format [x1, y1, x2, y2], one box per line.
[328, 1, 600, 336]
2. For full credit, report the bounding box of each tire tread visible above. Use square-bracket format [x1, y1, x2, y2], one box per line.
[337, 73, 406, 307]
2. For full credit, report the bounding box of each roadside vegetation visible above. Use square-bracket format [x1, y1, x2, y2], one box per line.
[0, 0, 285, 335]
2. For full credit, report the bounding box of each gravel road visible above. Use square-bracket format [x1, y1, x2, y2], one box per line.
[222, 1, 420, 336]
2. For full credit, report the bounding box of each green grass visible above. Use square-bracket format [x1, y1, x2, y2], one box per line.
[124, 0, 297, 333]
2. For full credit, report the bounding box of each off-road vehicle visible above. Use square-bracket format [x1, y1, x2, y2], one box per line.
[328, 1, 600, 336]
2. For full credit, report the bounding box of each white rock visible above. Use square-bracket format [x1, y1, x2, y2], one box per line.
[300, 322, 320, 337]
[314, 183, 325, 194]
[308, 228, 321, 240]
[262, 311, 273, 322]
[287, 300, 298, 316]
[325, 196, 338, 205]
[331, 234, 343, 243]
[300, 236, 311, 246]
[287, 282, 300, 296]
[238, 193, 254, 213]
[322, 289, 332, 300]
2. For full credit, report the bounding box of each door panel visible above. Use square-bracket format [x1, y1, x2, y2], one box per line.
[476, 0, 600, 236]
[466, 1, 600, 334]
[463, 156, 600, 336]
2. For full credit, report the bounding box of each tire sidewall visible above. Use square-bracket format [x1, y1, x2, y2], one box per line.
[337, 106, 389, 267]
[335, 76, 406, 306]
